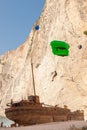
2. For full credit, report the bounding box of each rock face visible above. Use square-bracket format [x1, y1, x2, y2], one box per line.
[0, 0, 87, 119]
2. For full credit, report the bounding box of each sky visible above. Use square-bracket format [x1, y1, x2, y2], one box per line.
[0, 0, 45, 55]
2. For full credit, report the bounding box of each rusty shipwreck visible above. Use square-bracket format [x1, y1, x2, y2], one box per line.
[5, 62, 84, 126]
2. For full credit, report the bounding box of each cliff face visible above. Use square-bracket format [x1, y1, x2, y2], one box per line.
[0, 0, 87, 119]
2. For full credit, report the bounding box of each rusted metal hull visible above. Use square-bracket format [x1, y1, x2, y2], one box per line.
[5, 96, 84, 126]
[5, 107, 69, 126]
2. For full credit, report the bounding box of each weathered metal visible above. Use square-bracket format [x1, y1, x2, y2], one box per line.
[5, 95, 84, 126]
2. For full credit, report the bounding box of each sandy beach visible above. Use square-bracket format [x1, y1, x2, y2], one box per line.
[0, 121, 87, 130]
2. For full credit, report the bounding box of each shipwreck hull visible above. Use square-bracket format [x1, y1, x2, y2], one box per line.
[5, 96, 84, 126]
[5, 107, 68, 126]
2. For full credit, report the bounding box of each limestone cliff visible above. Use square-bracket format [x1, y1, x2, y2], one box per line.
[0, 0, 87, 119]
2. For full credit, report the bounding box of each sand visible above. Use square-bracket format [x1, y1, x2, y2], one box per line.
[0, 121, 87, 130]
